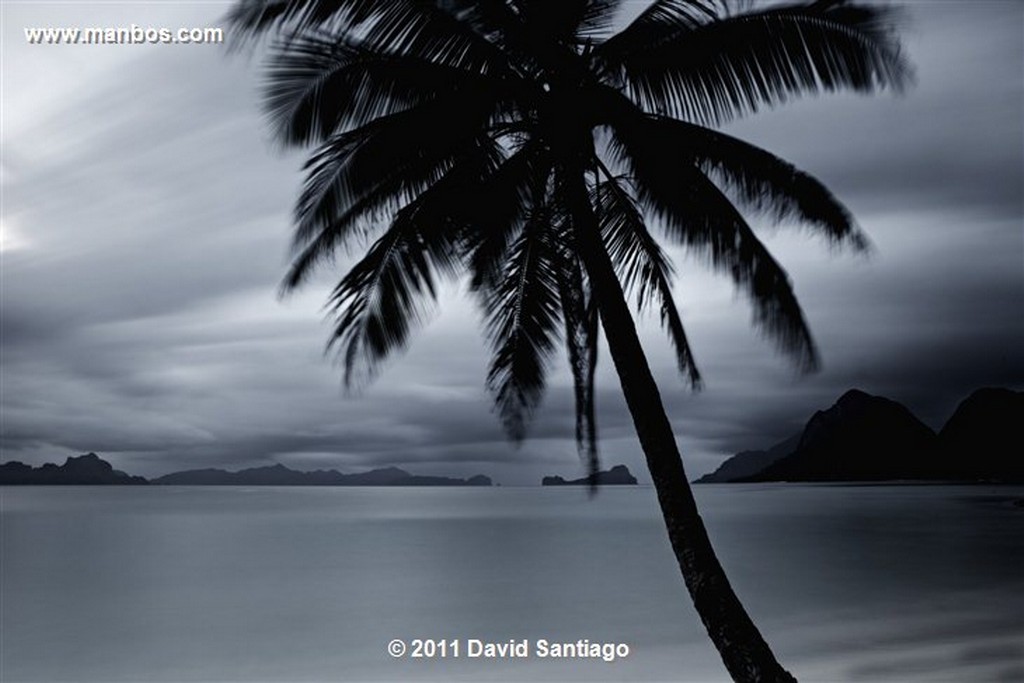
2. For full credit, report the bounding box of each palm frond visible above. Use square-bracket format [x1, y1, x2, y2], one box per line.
[479, 215, 564, 441]
[227, 0, 373, 45]
[284, 138, 502, 290]
[554, 239, 601, 489]
[576, 0, 622, 41]
[612, 127, 819, 371]
[230, 0, 515, 77]
[592, 170, 702, 387]
[513, 0, 621, 43]
[226, 0, 331, 41]
[599, 0, 722, 57]
[431, 0, 527, 60]
[229, 0, 444, 43]
[264, 32, 512, 147]
[323, 193, 463, 388]
[290, 95, 496, 260]
[646, 117, 868, 249]
[599, 1, 911, 125]
[465, 141, 553, 292]
[354, 0, 513, 71]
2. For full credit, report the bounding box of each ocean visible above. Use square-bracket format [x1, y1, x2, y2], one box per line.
[2, 484, 1021, 682]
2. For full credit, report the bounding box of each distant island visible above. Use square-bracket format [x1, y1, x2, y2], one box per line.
[0, 453, 149, 485]
[152, 464, 492, 487]
[543, 464, 638, 486]
[7, 387, 1019, 487]
[696, 387, 1023, 484]
[0, 455, 492, 487]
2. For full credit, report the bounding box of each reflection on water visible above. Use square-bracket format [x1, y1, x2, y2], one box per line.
[1, 485, 1022, 682]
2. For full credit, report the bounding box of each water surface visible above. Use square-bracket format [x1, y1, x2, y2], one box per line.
[2, 484, 1021, 682]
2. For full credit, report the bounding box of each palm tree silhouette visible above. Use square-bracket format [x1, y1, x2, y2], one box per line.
[229, 1, 910, 680]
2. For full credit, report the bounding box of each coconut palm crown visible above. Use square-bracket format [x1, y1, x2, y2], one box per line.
[228, 1, 910, 680]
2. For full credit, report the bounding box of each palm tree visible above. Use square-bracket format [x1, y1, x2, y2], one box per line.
[228, 1, 910, 680]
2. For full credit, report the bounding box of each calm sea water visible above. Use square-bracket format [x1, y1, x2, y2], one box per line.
[1, 484, 1022, 682]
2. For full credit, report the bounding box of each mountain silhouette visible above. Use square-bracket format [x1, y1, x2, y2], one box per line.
[696, 387, 1022, 483]
[748, 390, 938, 482]
[542, 464, 638, 486]
[695, 434, 801, 484]
[0, 454, 493, 486]
[936, 388, 1024, 482]
[0, 453, 148, 485]
[152, 463, 492, 486]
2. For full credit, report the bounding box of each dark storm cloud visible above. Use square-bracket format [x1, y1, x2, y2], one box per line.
[1, 1, 1021, 484]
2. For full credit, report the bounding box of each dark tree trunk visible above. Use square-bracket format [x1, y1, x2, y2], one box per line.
[564, 168, 798, 683]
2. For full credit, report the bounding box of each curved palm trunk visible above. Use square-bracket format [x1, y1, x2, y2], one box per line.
[565, 170, 797, 683]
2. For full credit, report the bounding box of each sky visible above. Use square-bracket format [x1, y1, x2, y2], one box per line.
[1, 1, 1022, 485]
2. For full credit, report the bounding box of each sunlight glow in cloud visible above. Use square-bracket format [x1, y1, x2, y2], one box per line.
[0, 218, 30, 252]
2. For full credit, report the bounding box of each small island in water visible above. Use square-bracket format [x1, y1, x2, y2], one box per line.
[542, 464, 638, 486]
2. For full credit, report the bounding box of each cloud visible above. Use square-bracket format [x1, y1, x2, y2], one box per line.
[1, 1, 1021, 484]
